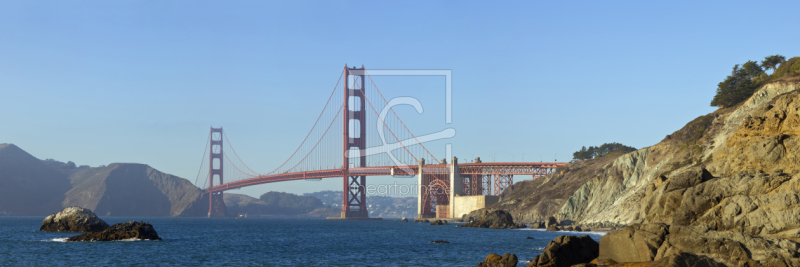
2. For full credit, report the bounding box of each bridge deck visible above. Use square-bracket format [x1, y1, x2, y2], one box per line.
[206, 162, 566, 193]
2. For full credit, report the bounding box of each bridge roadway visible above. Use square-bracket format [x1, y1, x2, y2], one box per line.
[205, 162, 565, 193]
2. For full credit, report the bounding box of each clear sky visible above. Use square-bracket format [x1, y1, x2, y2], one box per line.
[2, 1, 799, 198]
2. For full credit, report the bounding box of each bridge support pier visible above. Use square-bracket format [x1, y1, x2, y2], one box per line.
[448, 157, 463, 219]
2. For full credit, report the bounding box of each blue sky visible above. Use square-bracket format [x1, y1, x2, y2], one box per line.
[2, 1, 799, 198]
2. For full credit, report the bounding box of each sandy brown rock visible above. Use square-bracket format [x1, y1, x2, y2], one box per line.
[66, 221, 161, 242]
[711, 88, 800, 177]
[598, 223, 800, 266]
[40, 206, 109, 232]
[478, 253, 517, 267]
[528, 235, 598, 267]
[598, 224, 669, 263]
[641, 166, 800, 241]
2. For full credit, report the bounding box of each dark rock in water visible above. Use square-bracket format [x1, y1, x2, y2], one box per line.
[430, 240, 449, 243]
[462, 210, 525, 229]
[430, 219, 448, 225]
[526, 236, 535, 239]
[565, 226, 574, 231]
[528, 235, 598, 267]
[478, 253, 517, 267]
[583, 228, 591, 232]
[40, 207, 109, 232]
[574, 226, 582, 232]
[66, 221, 161, 242]
[546, 225, 559, 231]
[545, 216, 558, 228]
[400, 217, 408, 222]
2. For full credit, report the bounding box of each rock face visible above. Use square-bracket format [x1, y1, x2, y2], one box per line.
[40, 207, 109, 232]
[400, 217, 408, 222]
[462, 209, 525, 229]
[67, 221, 161, 242]
[487, 79, 800, 227]
[598, 223, 800, 266]
[478, 253, 518, 267]
[528, 235, 598, 267]
[641, 167, 800, 241]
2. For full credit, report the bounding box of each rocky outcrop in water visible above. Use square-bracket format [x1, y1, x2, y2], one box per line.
[527, 235, 598, 267]
[430, 219, 448, 225]
[66, 221, 161, 242]
[461, 210, 525, 229]
[40, 206, 109, 232]
[477, 253, 517, 267]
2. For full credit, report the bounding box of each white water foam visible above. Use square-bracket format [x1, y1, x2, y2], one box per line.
[515, 228, 608, 237]
[47, 238, 68, 242]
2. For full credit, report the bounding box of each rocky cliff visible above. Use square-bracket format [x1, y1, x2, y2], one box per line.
[494, 78, 800, 227]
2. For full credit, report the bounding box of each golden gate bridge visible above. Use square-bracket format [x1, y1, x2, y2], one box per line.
[194, 65, 566, 218]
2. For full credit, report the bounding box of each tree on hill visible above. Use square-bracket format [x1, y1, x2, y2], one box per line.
[572, 143, 636, 161]
[761, 55, 786, 72]
[710, 61, 764, 108]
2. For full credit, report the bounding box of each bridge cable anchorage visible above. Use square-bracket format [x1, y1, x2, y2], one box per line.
[357, 76, 419, 164]
[365, 71, 441, 164]
[264, 69, 345, 175]
[222, 132, 260, 176]
[194, 130, 211, 187]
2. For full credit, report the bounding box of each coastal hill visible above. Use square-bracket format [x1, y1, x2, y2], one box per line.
[224, 191, 323, 216]
[0, 144, 72, 215]
[224, 191, 418, 218]
[0, 144, 224, 216]
[493, 58, 800, 227]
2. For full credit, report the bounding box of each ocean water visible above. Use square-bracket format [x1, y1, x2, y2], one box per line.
[0, 217, 605, 266]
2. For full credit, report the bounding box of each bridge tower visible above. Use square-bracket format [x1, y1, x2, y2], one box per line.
[208, 127, 224, 217]
[341, 65, 368, 218]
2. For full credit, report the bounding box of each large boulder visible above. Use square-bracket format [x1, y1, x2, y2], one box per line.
[40, 206, 109, 232]
[598, 223, 800, 266]
[478, 253, 518, 267]
[598, 223, 669, 262]
[641, 167, 800, 241]
[527, 235, 598, 267]
[461, 209, 525, 229]
[66, 221, 161, 242]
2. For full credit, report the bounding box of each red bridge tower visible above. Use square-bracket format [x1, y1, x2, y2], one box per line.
[341, 65, 368, 218]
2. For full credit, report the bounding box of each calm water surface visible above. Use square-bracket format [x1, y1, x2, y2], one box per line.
[0, 217, 604, 266]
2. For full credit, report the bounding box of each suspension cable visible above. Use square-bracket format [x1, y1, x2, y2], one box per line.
[194, 130, 210, 187]
[266, 69, 345, 175]
[366, 71, 441, 164]
[223, 132, 260, 176]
